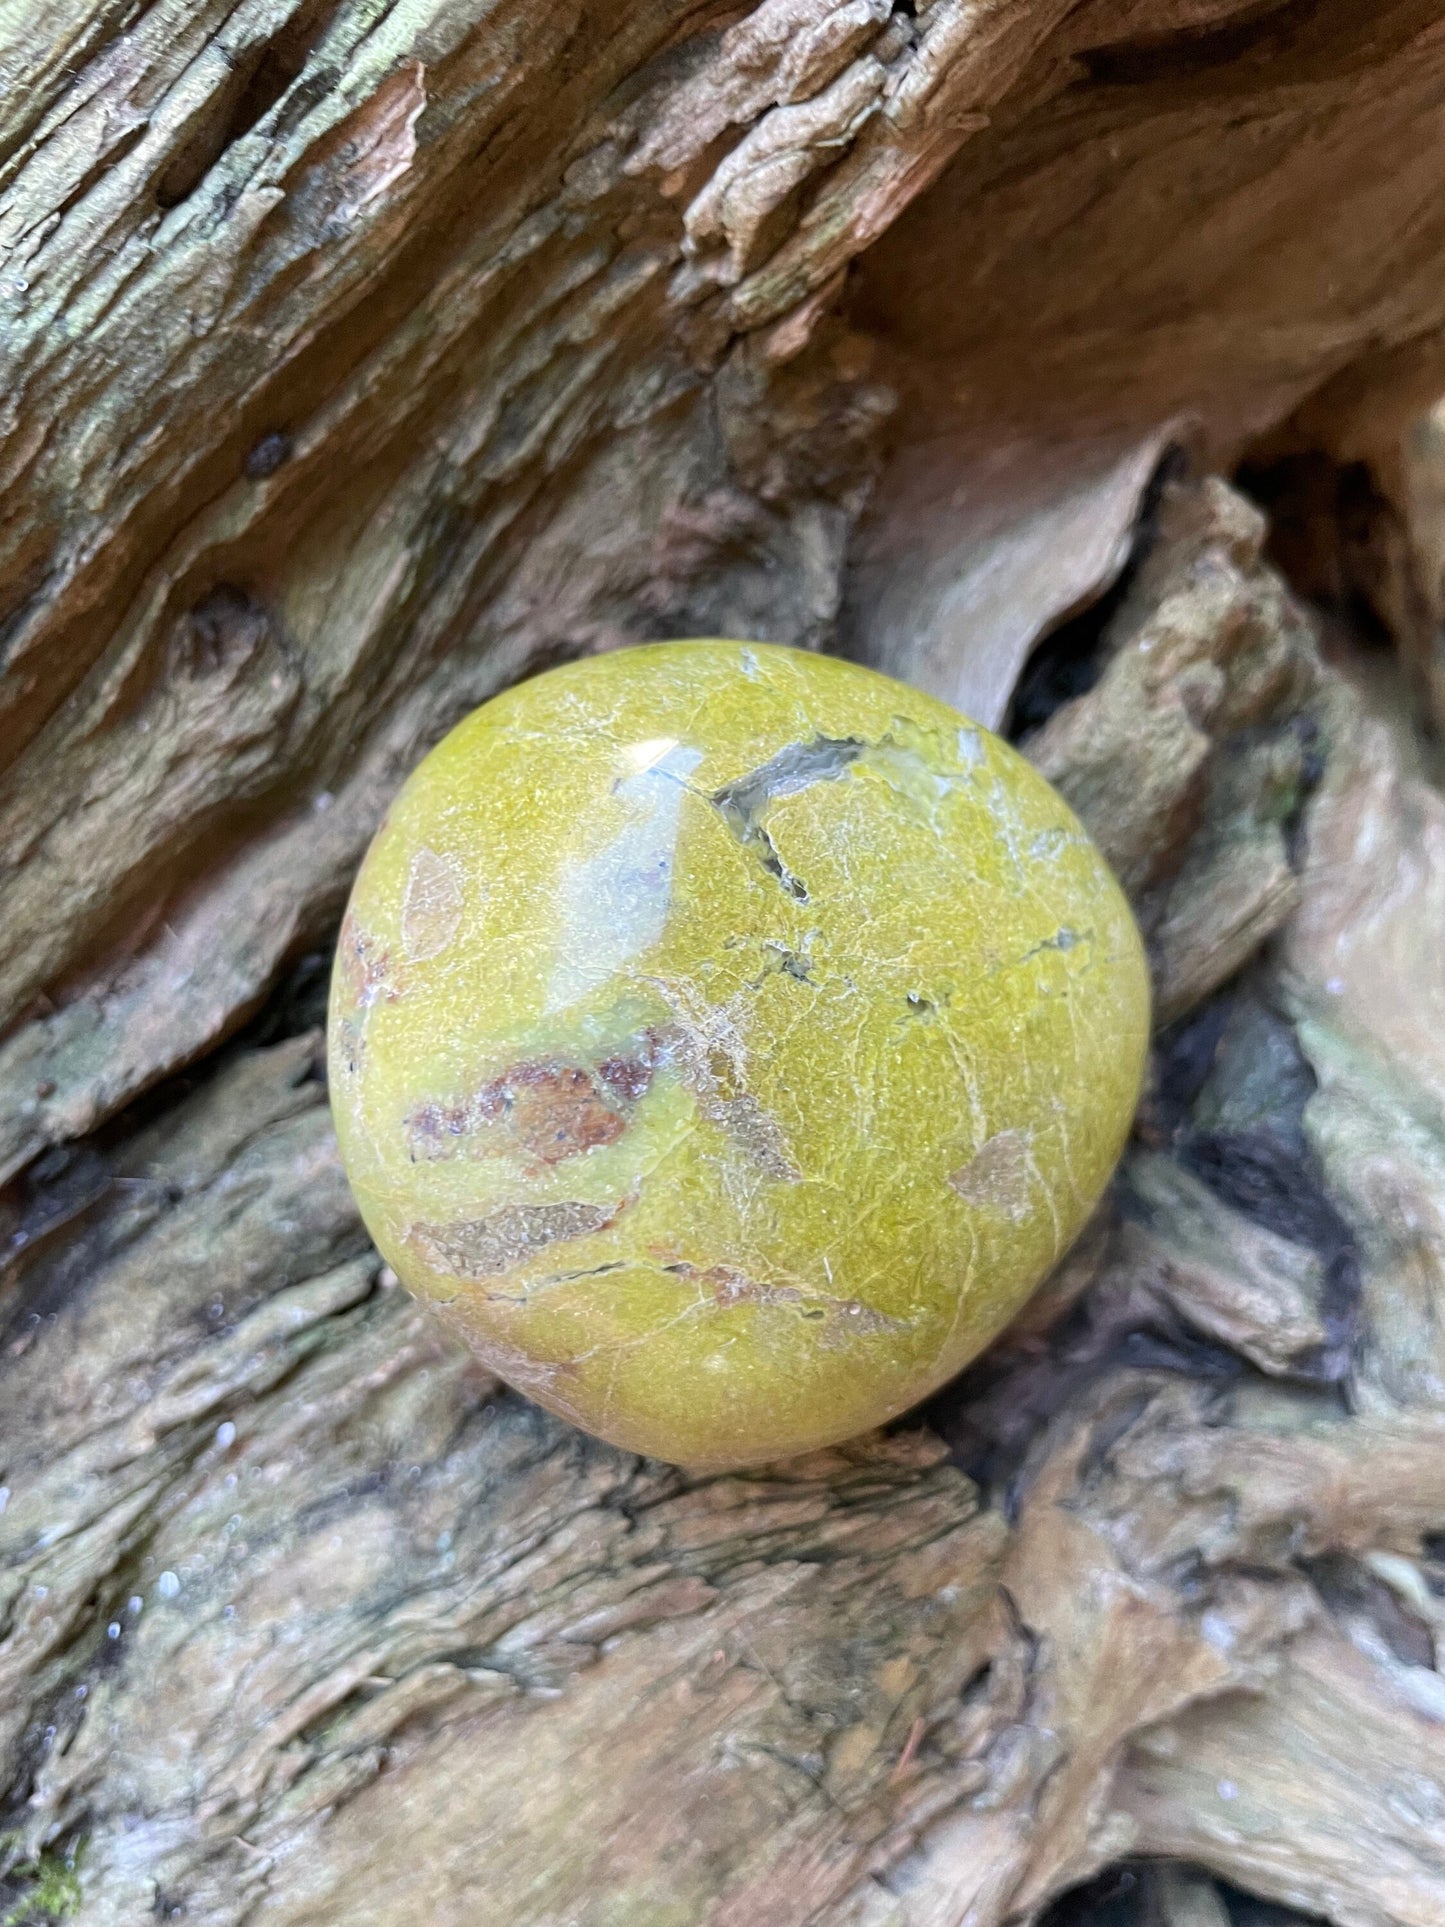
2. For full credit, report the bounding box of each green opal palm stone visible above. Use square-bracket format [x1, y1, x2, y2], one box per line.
[329, 641, 1149, 1466]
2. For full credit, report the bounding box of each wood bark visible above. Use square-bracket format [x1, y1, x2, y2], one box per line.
[4, 3, 1445, 1922]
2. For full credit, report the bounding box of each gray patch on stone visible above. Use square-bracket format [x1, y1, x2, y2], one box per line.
[949, 1130, 1033, 1221]
[411, 1201, 616, 1278]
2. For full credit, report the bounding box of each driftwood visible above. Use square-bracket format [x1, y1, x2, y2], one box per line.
[4, 3, 1445, 1922]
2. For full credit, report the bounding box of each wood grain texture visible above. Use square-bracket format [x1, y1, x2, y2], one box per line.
[3, 2, 1445, 1920]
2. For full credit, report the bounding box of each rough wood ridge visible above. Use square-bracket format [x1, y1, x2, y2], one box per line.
[4, 2, 1445, 1922]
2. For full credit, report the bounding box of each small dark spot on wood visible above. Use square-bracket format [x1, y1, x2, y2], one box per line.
[1282, 712, 1325, 866]
[182, 586, 272, 675]
[245, 431, 293, 480]
[958, 1657, 993, 1707]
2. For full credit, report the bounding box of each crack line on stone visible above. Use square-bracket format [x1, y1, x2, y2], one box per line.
[707, 736, 866, 902]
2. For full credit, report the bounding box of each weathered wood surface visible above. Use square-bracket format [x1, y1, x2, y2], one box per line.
[4, 3, 1445, 1922]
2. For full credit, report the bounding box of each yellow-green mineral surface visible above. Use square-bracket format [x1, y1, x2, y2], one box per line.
[329, 641, 1149, 1465]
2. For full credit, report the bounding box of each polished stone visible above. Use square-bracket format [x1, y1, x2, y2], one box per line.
[329, 641, 1149, 1466]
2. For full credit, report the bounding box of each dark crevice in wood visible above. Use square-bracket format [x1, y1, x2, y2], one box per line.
[1215, 1878, 1332, 1925]
[1142, 993, 1237, 1144]
[233, 945, 334, 1052]
[1077, 1, 1323, 88]
[153, 0, 342, 209]
[1007, 444, 1190, 742]
[1181, 1127, 1360, 1380]
[1236, 452, 1405, 649]
[923, 952, 1362, 1493]
[1040, 1863, 1330, 1925]
[1305, 1553, 1437, 1667]
[0, 943, 331, 1352]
